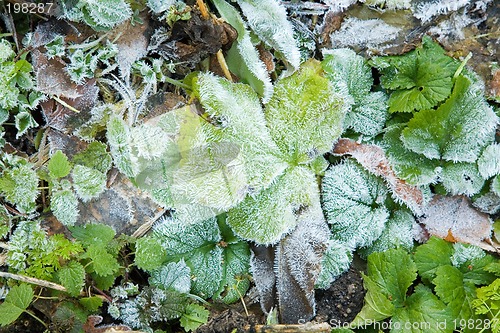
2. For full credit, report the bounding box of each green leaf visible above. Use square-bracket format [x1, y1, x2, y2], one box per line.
[0, 161, 39, 213]
[433, 265, 477, 321]
[48, 150, 72, 178]
[401, 75, 497, 163]
[493, 175, 500, 197]
[149, 260, 191, 294]
[365, 249, 417, 308]
[413, 237, 453, 281]
[321, 160, 389, 248]
[0, 284, 34, 326]
[372, 36, 459, 113]
[14, 111, 38, 139]
[216, 241, 250, 303]
[50, 189, 79, 226]
[212, 0, 273, 101]
[0, 39, 14, 62]
[84, 0, 132, 29]
[315, 241, 352, 289]
[391, 285, 453, 333]
[236, 0, 300, 70]
[72, 141, 112, 174]
[477, 143, 500, 179]
[134, 236, 167, 271]
[107, 115, 136, 178]
[58, 261, 86, 297]
[441, 162, 484, 196]
[85, 244, 120, 277]
[79, 296, 103, 313]
[382, 124, 440, 185]
[265, 59, 348, 160]
[180, 303, 209, 332]
[71, 165, 106, 201]
[70, 223, 116, 247]
[351, 274, 395, 326]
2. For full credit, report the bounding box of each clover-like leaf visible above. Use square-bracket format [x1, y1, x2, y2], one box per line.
[372, 36, 459, 113]
[321, 159, 389, 248]
[180, 303, 210, 332]
[401, 75, 498, 163]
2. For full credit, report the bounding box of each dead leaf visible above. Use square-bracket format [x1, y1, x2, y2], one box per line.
[419, 195, 500, 252]
[332, 138, 424, 214]
[83, 315, 132, 333]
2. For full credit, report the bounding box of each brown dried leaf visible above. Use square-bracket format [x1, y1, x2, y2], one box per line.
[332, 138, 424, 213]
[419, 195, 500, 252]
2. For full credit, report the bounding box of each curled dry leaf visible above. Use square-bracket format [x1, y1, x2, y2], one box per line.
[332, 138, 424, 214]
[418, 195, 500, 252]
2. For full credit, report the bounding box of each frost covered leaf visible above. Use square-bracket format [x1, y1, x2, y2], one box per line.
[383, 124, 441, 185]
[180, 303, 210, 332]
[217, 240, 251, 304]
[149, 260, 191, 294]
[61, 0, 132, 31]
[71, 165, 107, 202]
[227, 166, 317, 244]
[413, 0, 470, 23]
[134, 236, 167, 271]
[391, 285, 453, 333]
[265, 59, 348, 160]
[372, 36, 459, 113]
[147, 0, 176, 13]
[478, 143, 500, 179]
[322, 159, 389, 248]
[236, 0, 300, 71]
[14, 112, 38, 139]
[493, 176, 500, 197]
[72, 141, 112, 174]
[107, 115, 137, 178]
[276, 203, 330, 323]
[0, 284, 33, 326]
[441, 162, 484, 196]
[51, 189, 79, 226]
[401, 75, 498, 162]
[315, 241, 353, 289]
[332, 138, 425, 213]
[419, 195, 498, 252]
[0, 161, 39, 213]
[359, 210, 415, 259]
[212, 0, 273, 101]
[57, 261, 86, 297]
[361, 0, 411, 10]
[48, 150, 72, 179]
[153, 216, 250, 300]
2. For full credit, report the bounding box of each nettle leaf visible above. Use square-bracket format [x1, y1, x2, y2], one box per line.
[227, 166, 317, 244]
[382, 124, 438, 185]
[372, 36, 459, 113]
[134, 236, 167, 271]
[107, 115, 137, 178]
[359, 209, 415, 259]
[478, 143, 500, 179]
[57, 261, 86, 297]
[391, 284, 453, 333]
[70, 223, 116, 247]
[180, 303, 210, 332]
[212, 0, 273, 101]
[218, 241, 251, 304]
[321, 159, 389, 248]
[149, 260, 191, 294]
[440, 162, 484, 196]
[14, 111, 38, 139]
[0, 39, 14, 62]
[86, 244, 120, 277]
[153, 216, 250, 301]
[0, 284, 33, 326]
[71, 165, 106, 202]
[72, 141, 112, 174]
[83, 0, 132, 30]
[79, 296, 103, 313]
[0, 161, 39, 213]
[236, 0, 300, 70]
[413, 237, 453, 281]
[48, 150, 72, 179]
[265, 59, 348, 160]
[401, 75, 498, 163]
[50, 189, 79, 226]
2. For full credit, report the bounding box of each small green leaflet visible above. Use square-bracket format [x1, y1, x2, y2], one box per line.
[401, 75, 497, 163]
[372, 36, 459, 113]
[72, 141, 112, 174]
[57, 261, 86, 297]
[79, 296, 103, 313]
[179, 303, 210, 332]
[134, 236, 167, 271]
[0, 284, 34, 326]
[85, 244, 120, 277]
[48, 150, 72, 179]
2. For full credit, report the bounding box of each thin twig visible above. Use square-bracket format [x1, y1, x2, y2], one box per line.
[0, 271, 67, 292]
[52, 95, 80, 113]
[196, 0, 210, 19]
[216, 50, 233, 82]
[132, 209, 166, 238]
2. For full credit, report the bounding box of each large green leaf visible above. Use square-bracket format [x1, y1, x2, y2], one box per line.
[401, 75, 497, 163]
[58, 261, 86, 297]
[0, 284, 33, 326]
[413, 237, 453, 281]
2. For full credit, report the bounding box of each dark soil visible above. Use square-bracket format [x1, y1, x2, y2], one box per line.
[196, 308, 260, 333]
[0, 312, 46, 333]
[314, 266, 366, 327]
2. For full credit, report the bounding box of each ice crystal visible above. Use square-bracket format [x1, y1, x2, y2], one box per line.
[440, 162, 484, 196]
[413, 0, 471, 23]
[361, 0, 411, 10]
[478, 143, 500, 179]
[315, 241, 353, 289]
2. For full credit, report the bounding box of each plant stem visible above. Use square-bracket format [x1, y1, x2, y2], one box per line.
[24, 310, 48, 329]
[163, 76, 191, 90]
[51, 96, 80, 113]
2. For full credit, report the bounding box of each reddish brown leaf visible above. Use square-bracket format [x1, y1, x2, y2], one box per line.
[332, 138, 424, 213]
